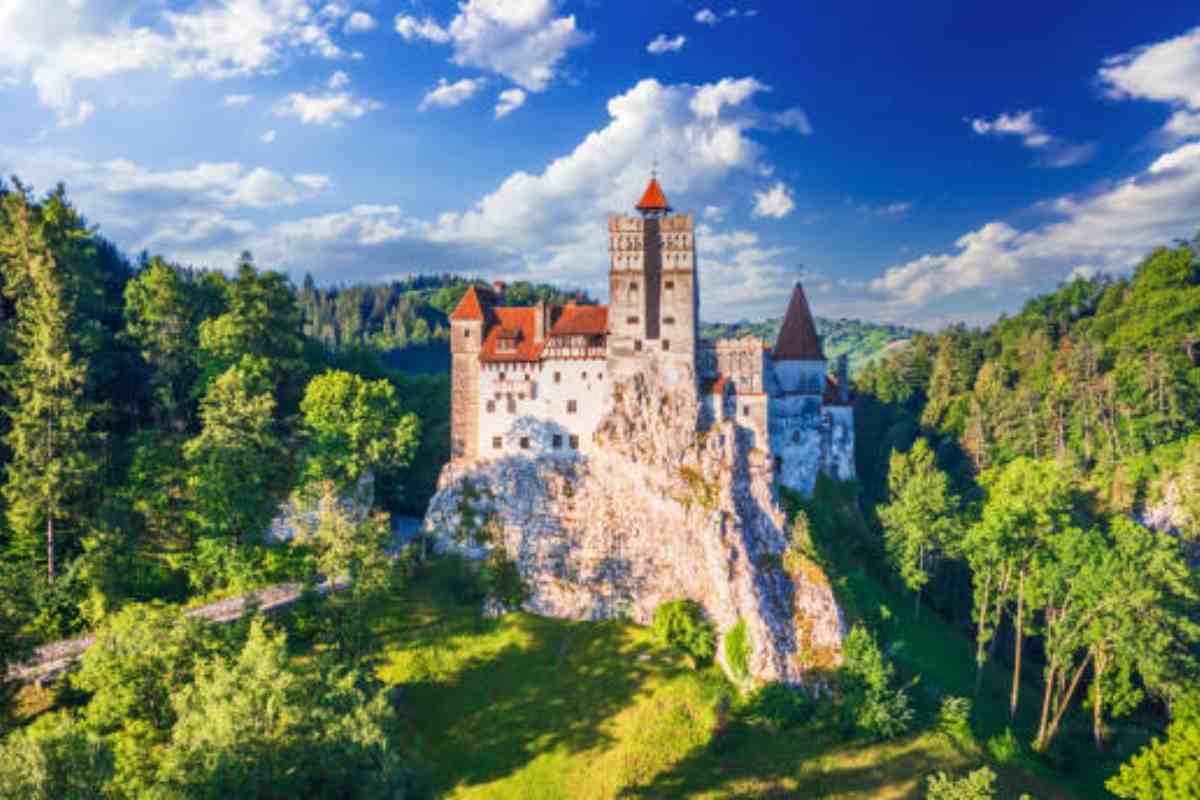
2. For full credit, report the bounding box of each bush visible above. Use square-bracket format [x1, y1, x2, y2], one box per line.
[652, 600, 716, 666]
[936, 695, 974, 748]
[925, 767, 996, 800]
[725, 619, 752, 679]
[480, 549, 529, 610]
[985, 728, 1027, 767]
[745, 683, 814, 730]
[840, 624, 914, 741]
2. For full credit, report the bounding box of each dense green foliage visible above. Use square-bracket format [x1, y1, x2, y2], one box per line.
[1107, 693, 1200, 799]
[652, 599, 716, 666]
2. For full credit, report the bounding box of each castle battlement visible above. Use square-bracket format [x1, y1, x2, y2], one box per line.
[447, 176, 855, 494]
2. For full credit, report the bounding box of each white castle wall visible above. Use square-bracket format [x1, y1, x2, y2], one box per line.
[772, 360, 827, 395]
[476, 359, 611, 459]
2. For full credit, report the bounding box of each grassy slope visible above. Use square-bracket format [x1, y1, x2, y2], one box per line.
[368, 561, 1085, 799]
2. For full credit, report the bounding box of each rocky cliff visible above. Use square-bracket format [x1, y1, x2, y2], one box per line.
[423, 362, 845, 687]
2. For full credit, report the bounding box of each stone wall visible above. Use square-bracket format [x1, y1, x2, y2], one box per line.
[424, 362, 845, 687]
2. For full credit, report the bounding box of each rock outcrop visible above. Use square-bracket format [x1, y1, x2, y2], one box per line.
[424, 363, 845, 687]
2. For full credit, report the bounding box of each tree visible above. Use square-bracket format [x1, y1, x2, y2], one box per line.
[1108, 692, 1200, 799]
[155, 619, 408, 799]
[877, 438, 960, 616]
[299, 370, 420, 494]
[124, 258, 201, 430]
[926, 767, 997, 800]
[0, 560, 35, 731]
[0, 186, 100, 581]
[840, 624, 914, 741]
[184, 357, 289, 546]
[0, 711, 112, 800]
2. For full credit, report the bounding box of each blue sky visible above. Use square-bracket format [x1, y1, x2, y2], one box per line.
[2, 1, 1200, 328]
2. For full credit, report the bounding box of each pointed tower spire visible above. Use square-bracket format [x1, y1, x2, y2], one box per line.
[773, 282, 825, 361]
[635, 174, 671, 216]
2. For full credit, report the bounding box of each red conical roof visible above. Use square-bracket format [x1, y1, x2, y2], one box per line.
[449, 286, 486, 321]
[635, 177, 671, 212]
[773, 283, 825, 361]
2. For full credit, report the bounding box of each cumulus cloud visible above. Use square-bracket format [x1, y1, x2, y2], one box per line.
[703, 204, 725, 221]
[494, 87, 527, 118]
[647, 34, 686, 54]
[418, 77, 486, 111]
[752, 181, 795, 218]
[773, 107, 812, 135]
[393, 0, 589, 92]
[275, 89, 382, 125]
[223, 93, 254, 106]
[1100, 26, 1200, 142]
[695, 9, 719, 25]
[343, 11, 376, 33]
[969, 110, 1096, 167]
[868, 140, 1200, 321]
[0, 0, 353, 124]
[327, 70, 350, 89]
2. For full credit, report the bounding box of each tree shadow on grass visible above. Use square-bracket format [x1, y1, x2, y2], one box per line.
[379, 607, 682, 795]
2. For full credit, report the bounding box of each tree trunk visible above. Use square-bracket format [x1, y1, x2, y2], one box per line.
[46, 513, 55, 582]
[1040, 653, 1093, 751]
[974, 569, 993, 695]
[1011, 568, 1025, 719]
[1036, 664, 1056, 750]
[1092, 651, 1106, 749]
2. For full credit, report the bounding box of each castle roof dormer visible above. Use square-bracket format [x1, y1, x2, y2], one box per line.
[635, 176, 671, 215]
[773, 283, 825, 361]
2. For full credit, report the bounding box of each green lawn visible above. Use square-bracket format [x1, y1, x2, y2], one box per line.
[366, 566, 1089, 799]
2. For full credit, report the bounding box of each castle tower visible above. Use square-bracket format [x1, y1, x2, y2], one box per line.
[607, 175, 698, 378]
[448, 285, 489, 460]
[772, 282, 827, 394]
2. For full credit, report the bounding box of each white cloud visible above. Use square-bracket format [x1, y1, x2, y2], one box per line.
[58, 100, 95, 128]
[261, 129, 277, 143]
[647, 34, 686, 54]
[223, 93, 254, 106]
[1163, 110, 1200, 141]
[1100, 27, 1200, 143]
[293, 173, 331, 190]
[275, 89, 382, 125]
[690, 76, 769, 118]
[871, 201, 912, 217]
[774, 107, 812, 135]
[968, 110, 1095, 167]
[494, 87, 527, 119]
[327, 70, 350, 89]
[703, 204, 725, 221]
[418, 77, 486, 111]
[695, 8, 718, 25]
[752, 181, 795, 218]
[393, 0, 589, 92]
[343, 11, 376, 33]
[0, 0, 353, 123]
[869, 140, 1200, 319]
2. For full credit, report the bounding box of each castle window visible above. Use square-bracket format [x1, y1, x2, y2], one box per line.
[792, 430, 801, 444]
[507, 395, 516, 413]
[627, 316, 639, 325]
[463, 328, 470, 338]
[554, 371, 561, 384]
[567, 399, 577, 414]
[552, 434, 562, 449]
[774, 456, 782, 474]
[663, 316, 675, 325]
[569, 435, 579, 449]
[486, 400, 495, 413]
[665, 280, 674, 290]
[662, 340, 671, 351]
[520, 437, 530, 450]
[499, 372, 506, 382]
[493, 437, 502, 450]
[630, 282, 639, 292]
[582, 372, 588, 380]
[742, 405, 750, 417]
[634, 340, 643, 352]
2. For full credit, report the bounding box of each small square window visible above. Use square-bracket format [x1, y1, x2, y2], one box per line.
[567, 399, 577, 413]
[664, 280, 674, 290]
[569, 435, 579, 449]
[742, 405, 750, 417]
[662, 340, 671, 351]
[486, 400, 495, 413]
[630, 282, 639, 291]
[463, 328, 470, 338]
[582, 372, 588, 380]
[663, 316, 675, 325]
[520, 437, 530, 449]
[492, 437, 502, 450]
[627, 316, 639, 325]
[554, 371, 561, 383]
[499, 372, 506, 382]
[552, 434, 562, 448]
[634, 340, 643, 352]
[507, 396, 516, 413]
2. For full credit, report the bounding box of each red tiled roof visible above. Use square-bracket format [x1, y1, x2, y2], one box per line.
[773, 282, 825, 361]
[549, 304, 608, 336]
[635, 177, 670, 212]
[480, 307, 545, 362]
[449, 286, 489, 322]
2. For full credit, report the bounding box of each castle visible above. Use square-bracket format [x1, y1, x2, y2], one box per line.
[448, 176, 854, 494]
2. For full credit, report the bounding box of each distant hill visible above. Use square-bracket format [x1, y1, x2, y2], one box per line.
[301, 275, 913, 376]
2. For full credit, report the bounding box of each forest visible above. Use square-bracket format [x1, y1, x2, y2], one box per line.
[0, 177, 1196, 800]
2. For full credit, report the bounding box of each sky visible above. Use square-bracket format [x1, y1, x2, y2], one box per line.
[2, 1, 1200, 328]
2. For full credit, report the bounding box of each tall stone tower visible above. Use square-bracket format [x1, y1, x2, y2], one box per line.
[448, 285, 488, 460]
[607, 175, 698, 379]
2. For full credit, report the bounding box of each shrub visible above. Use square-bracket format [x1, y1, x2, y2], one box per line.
[745, 683, 813, 731]
[936, 695, 974, 748]
[725, 619, 752, 680]
[652, 600, 716, 666]
[839, 624, 914, 741]
[481, 549, 529, 610]
[985, 728, 1026, 766]
[925, 767, 996, 800]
